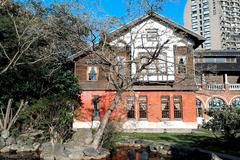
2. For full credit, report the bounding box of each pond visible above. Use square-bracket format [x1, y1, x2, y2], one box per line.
[107, 147, 212, 160]
[0, 147, 212, 160]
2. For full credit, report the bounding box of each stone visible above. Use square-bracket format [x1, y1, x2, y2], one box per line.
[5, 137, 16, 146]
[211, 153, 222, 160]
[149, 144, 157, 152]
[0, 137, 6, 149]
[70, 129, 93, 146]
[0, 146, 10, 153]
[68, 150, 84, 159]
[33, 142, 41, 151]
[1, 130, 9, 139]
[134, 139, 144, 144]
[83, 147, 99, 157]
[84, 137, 93, 145]
[16, 145, 34, 152]
[55, 155, 70, 160]
[9, 144, 19, 151]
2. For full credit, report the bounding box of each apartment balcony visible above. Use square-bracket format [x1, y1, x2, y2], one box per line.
[203, 83, 240, 91]
[207, 84, 224, 90]
[229, 84, 240, 90]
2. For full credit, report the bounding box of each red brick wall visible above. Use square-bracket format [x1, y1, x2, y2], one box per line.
[75, 91, 197, 123]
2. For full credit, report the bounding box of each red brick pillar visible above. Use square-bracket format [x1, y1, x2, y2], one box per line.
[135, 95, 139, 121]
[170, 95, 174, 120]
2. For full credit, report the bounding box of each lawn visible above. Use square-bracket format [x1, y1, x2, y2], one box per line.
[117, 130, 240, 157]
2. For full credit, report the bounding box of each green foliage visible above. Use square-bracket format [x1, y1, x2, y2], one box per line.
[102, 122, 122, 149]
[0, 0, 86, 142]
[203, 106, 240, 142]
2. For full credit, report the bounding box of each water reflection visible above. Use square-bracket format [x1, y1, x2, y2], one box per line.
[108, 147, 170, 160]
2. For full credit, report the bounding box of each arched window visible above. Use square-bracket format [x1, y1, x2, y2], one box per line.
[231, 97, 240, 108]
[208, 97, 225, 108]
[196, 98, 203, 117]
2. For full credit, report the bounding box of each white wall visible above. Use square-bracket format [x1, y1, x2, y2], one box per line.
[110, 18, 194, 82]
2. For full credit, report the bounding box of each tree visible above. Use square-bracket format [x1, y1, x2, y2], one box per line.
[0, 0, 89, 75]
[0, 0, 86, 141]
[203, 106, 240, 142]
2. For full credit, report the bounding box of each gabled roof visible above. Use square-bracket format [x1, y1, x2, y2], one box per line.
[108, 11, 205, 49]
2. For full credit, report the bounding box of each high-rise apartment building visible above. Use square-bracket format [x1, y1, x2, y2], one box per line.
[184, 0, 240, 50]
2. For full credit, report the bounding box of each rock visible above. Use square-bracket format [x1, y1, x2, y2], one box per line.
[16, 145, 34, 152]
[55, 155, 70, 160]
[68, 150, 84, 159]
[0, 145, 11, 153]
[134, 139, 144, 144]
[0, 137, 6, 149]
[70, 129, 93, 146]
[9, 144, 19, 151]
[84, 137, 93, 145]
[83, 147, 99, 157]
[211, 153, 222, 160]
[6, 137, 16, 146]
[1, 130, 9, 139]
[149, 144, 157, 152]
[33, 142, 41, 151]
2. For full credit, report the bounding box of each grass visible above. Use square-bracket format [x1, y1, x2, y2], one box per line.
[116, 130, 240, 157]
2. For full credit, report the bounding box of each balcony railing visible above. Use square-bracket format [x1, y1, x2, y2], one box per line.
[229, 84, 240, 90]
[207, 84, 225, 90]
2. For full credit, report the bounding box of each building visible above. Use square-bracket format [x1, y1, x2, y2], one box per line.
[184, 0, 240, 50]
[194, 50, 240, 123]
[71, 12, 206, 131]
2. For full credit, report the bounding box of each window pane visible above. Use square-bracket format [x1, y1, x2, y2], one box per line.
[139, 96, 147, 118]
[88, 66, 98, 80]
[174, 96, 182, 119]
[126, 96, 135, 118]
[196, 99, 203, 117]
[93, 96, 99, 120]
[231, 97, 240, 108]
[208, 97, 225, 108]
[161, 96, 170, 119]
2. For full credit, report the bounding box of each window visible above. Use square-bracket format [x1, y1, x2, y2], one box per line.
[178, 56, 186, 74]
[146, 29, 158, 41]
[196, 99, 203, 117]
[226, 58, 237, 63]
[208, 97, 225, 108]
[196, 57, 237, 63]
[93, 96, 100, 120]
[174, 96, 182, 119]
[231, 97, 240, 108]
[161, 96, 170, 119]
[87, 66, 98, 81]
[139, 96, 147, 119]
[126, 96, 135, 118]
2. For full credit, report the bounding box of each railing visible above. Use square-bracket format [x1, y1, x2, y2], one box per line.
[207, 84, 225, 90]
[229, 84, 240, 90]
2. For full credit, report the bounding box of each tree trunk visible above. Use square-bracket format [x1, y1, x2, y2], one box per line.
[91, 91, 122, 150]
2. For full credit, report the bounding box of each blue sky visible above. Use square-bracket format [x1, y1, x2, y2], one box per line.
[98, 0, 187, 25]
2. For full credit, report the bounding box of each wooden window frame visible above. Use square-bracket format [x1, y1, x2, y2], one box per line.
[126, 96, 135, 119]
[173, 96, 182, 119]
[139, 96, 147, 119]
[87, 66, 99, 81]
[92, 96, 100, 120]
[146, 28, 158, 41]
[161, 96, 170, 120]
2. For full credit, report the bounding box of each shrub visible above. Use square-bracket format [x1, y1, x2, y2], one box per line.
[203, 106, 240, 142]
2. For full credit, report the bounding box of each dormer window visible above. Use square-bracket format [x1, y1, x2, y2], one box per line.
[146, 29, 158, 41]
[178, 56, 186, 74]
[87, 66, 98, 81]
